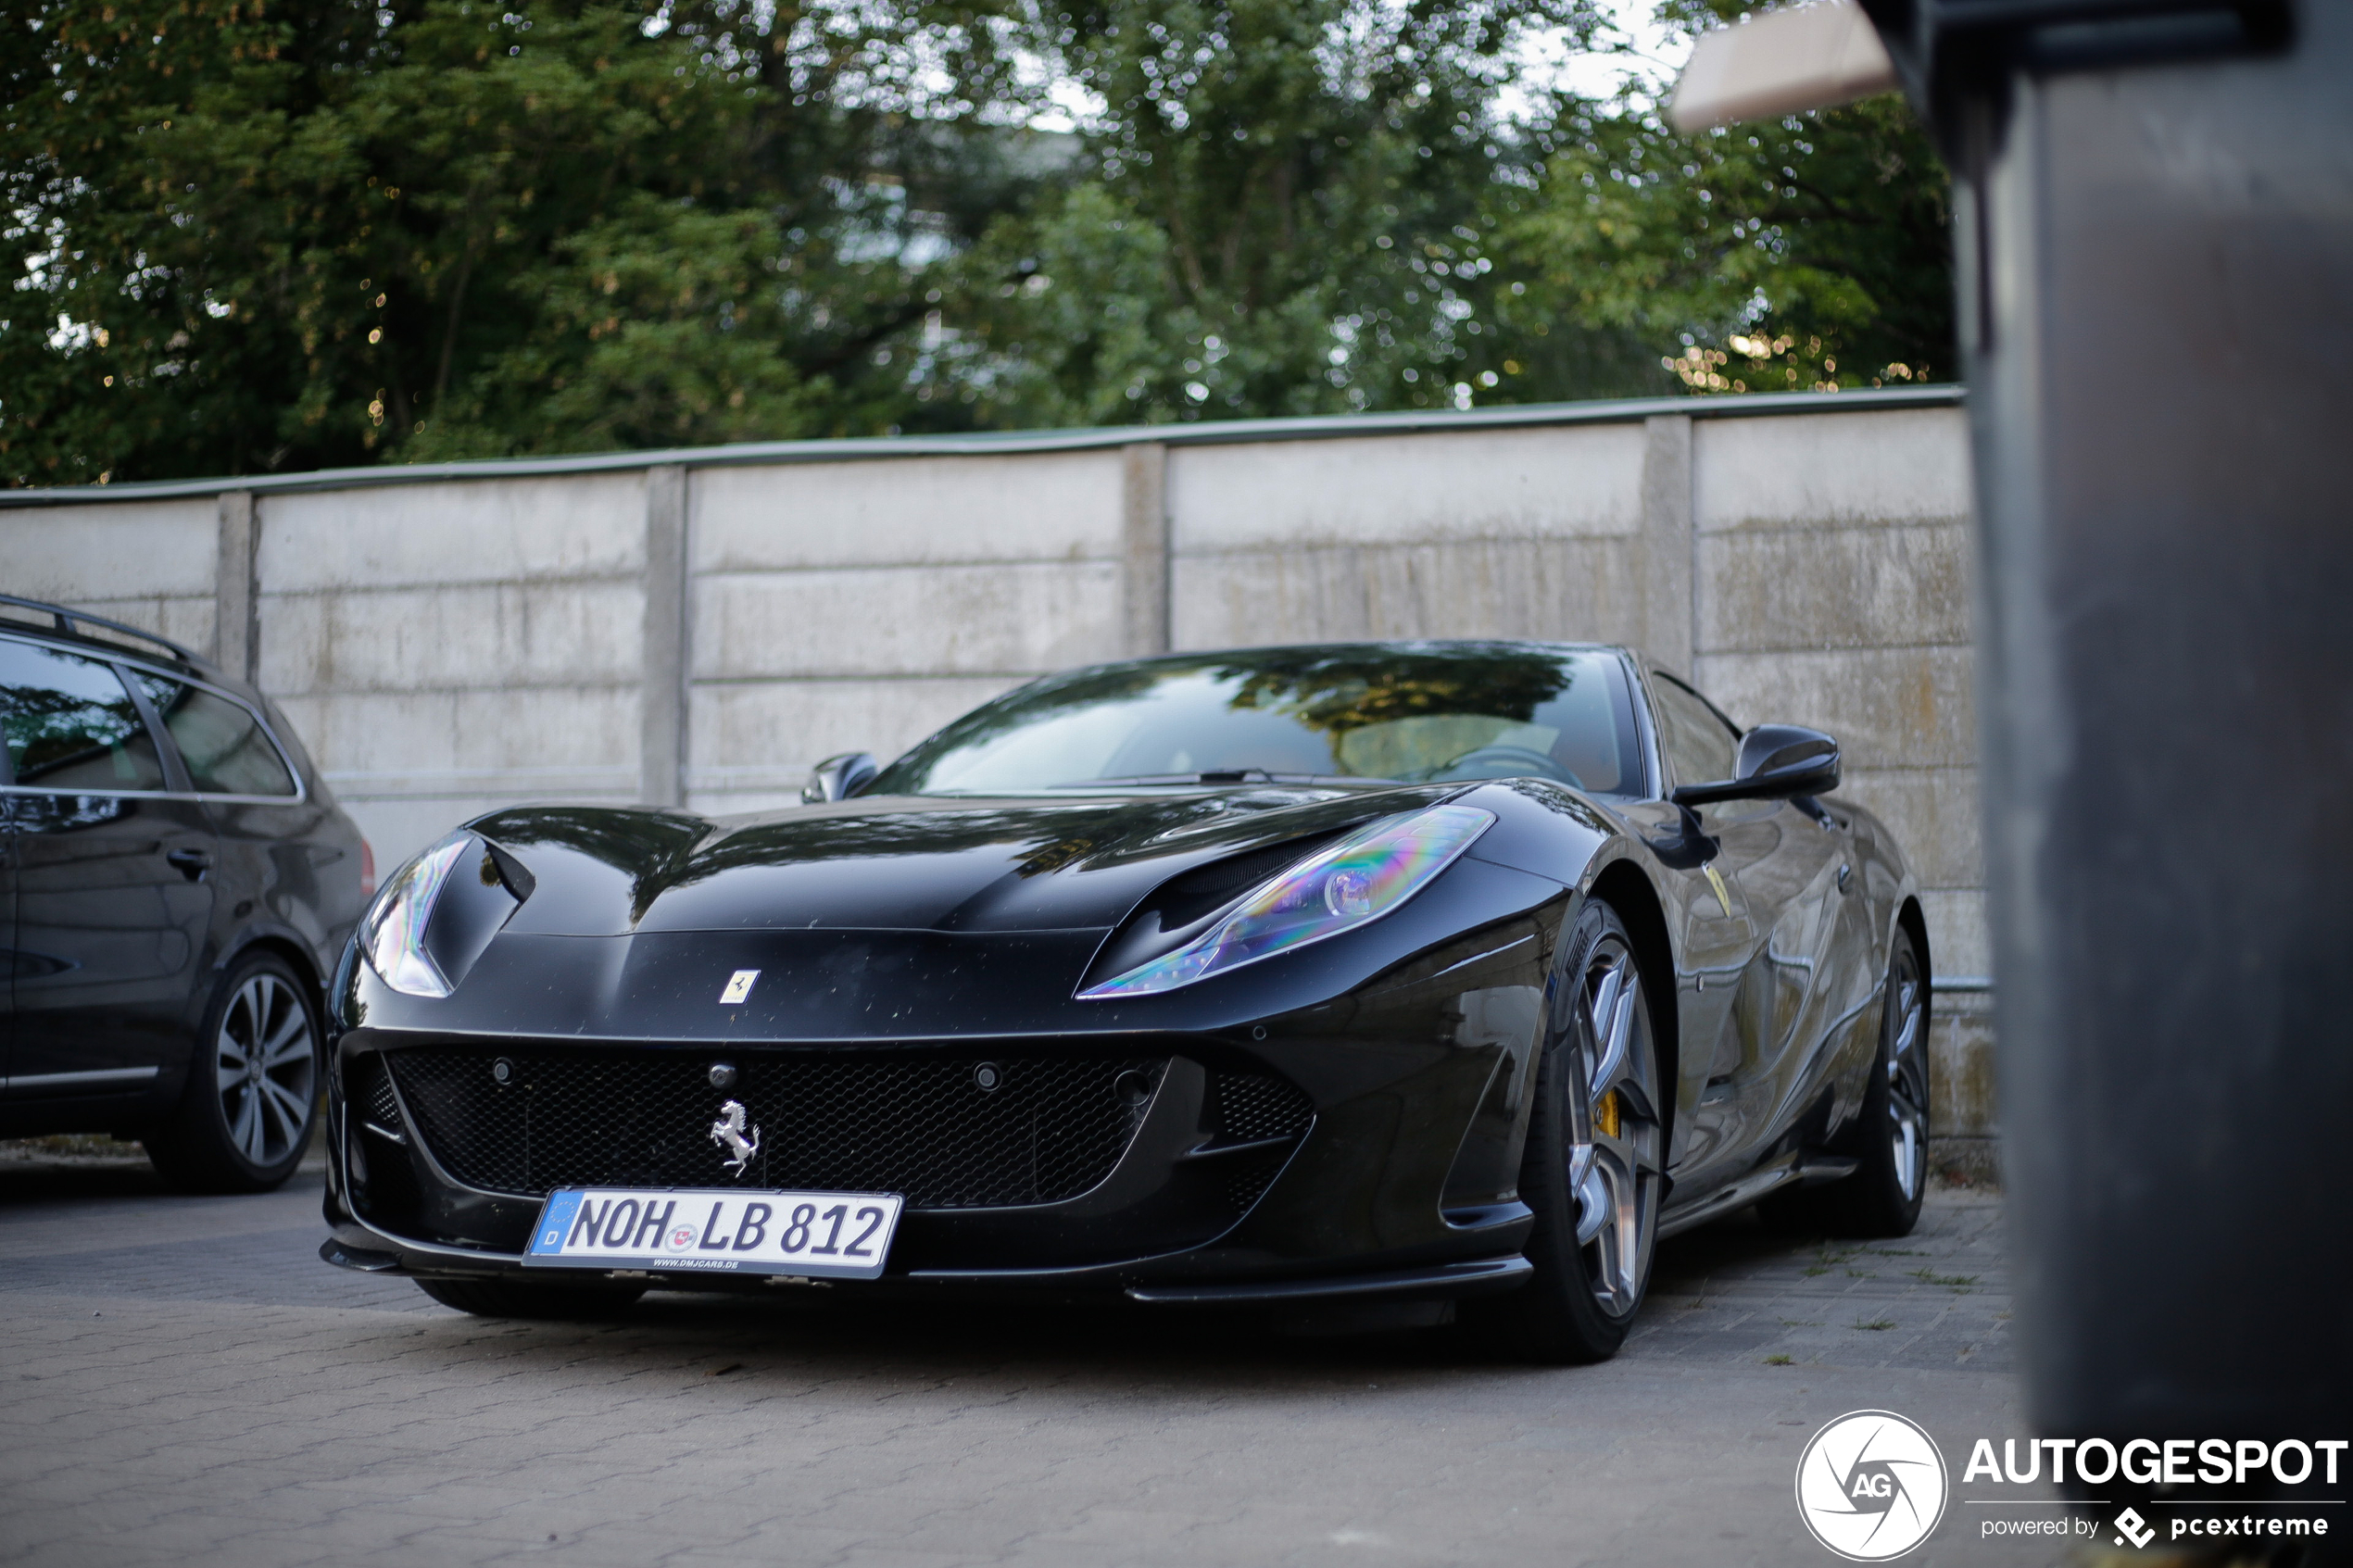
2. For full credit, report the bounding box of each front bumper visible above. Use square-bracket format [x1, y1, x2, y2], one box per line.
[321, 1024, 1538, 1301]
[322, 894, 1565, 1304]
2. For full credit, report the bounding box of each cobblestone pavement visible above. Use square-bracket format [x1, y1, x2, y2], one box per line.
[0, 1160, 2054, 1567]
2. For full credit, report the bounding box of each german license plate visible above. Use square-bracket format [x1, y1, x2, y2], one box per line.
[522, 1187, 902, 1280]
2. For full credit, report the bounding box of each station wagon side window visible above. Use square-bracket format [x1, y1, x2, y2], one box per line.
[0, 638, 170, 793]
[1650, 673, 1740, 790]
[126, 674, 298, 797]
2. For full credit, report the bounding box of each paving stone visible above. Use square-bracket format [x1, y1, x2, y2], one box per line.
[0, 1169, 2037, 1565]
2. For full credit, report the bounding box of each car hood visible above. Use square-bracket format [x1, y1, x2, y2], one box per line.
[470, 784, 1456, 938]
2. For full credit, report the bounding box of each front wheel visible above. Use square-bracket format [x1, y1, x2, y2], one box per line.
[146, 951, 321, 1194]
[1466, 898, 1666, 1362]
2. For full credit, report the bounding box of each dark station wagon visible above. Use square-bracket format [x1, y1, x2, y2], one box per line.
[0, 596, 370, 1190]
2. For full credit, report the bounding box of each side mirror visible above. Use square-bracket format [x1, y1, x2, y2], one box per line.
[802, 751, 879, 805]
[1670, 724, 1840, 807]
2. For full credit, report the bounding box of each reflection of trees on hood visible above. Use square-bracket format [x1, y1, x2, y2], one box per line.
[476, 798, 1172, 913]
[1217, 644, 1574, 746]
[472, 805, 707, 925]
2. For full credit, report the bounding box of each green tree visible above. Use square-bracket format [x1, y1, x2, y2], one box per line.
[1, 0, 1022, 482]
[1488, 88, 1952, 396]
[3, 0, 1953, 485]
[924, 1, 1948, 420]
[915, 0, 1634, 425]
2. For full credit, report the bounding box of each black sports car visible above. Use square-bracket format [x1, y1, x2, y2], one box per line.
[321, 640, 1931, 1361]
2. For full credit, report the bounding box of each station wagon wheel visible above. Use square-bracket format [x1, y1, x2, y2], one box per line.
[147, 951, 321, 1195]
[1465, 897, 1665, 1363]
[1567, 932, 1666, 1319]
[215, 972, 316, 1168]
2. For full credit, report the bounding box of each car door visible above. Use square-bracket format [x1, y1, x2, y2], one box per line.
[0, 637, 220, 1099]
[1640, 672, 1761, 1182]
[1651, 673, 1847, 1180]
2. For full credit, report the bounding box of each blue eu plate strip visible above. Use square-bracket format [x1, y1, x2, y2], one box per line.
[531, 1191, 583, 1256]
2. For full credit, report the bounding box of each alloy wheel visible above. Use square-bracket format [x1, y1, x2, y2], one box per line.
[215, 972, 316, 1167]
[1565, 934, 1664, 1318]
[1885, 949, 1930, 1203]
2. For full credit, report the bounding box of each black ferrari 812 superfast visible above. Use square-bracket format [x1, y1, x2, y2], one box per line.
[321, 641, 1931, 1361]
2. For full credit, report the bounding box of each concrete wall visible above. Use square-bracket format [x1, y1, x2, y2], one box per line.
[0, 390, 1995, 1162]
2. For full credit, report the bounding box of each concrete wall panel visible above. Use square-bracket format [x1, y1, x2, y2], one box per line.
[1170, 424, 1645, 551]
[1696, 646, 1976, 770]
[1836, 766, 1982, 891]
[1919, 888, 1990, 980]
[51, 595, 220, 659]
[688, 675, 1025, 783]
[259, 476, 646, 590]
[280, 686, 639, 779]
[0, 500, 218, 600]
[1174, 538, 1641, 650]
[1694, 408, 1971, 533]
[1931, 1002, 1998, 1140]
[259, 582, 645, 694]
[1699, 522, 1970, 652]
[694, 562, 1123, 680]
[694, 453, 1125, 571]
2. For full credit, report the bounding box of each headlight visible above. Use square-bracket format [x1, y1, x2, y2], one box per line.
[1079, 804, 1495, 998]
[359, 831, 472, 997]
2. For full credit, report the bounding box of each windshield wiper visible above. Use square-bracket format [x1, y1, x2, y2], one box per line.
[1044, 771, 1392, 789]
[1046, 771, 1270, 788]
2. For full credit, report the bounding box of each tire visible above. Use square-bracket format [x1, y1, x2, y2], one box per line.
[1765, 927, 1931, 1238]
[1466, 897, 1667, 1362]
[146, 950, 321, 1195]
[415, 1276, 648, 1319]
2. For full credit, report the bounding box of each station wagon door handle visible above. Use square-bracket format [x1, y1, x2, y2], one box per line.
[166, 847, 213, 881]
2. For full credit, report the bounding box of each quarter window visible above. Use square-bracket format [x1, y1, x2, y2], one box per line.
[137, 679, 298, 797]
[1651, 674, 1741, 790]
[0, 640, 170, 792]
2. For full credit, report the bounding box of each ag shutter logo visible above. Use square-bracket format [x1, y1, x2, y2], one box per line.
[1796, 1410, 1950, 1561]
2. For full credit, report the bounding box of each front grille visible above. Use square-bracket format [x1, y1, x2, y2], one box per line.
[385, 1049, 1165, 1209]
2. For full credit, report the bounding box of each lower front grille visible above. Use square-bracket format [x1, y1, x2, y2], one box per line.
[386, 1049, 1166, 1209]
[1210, 1071, 1314, 1144]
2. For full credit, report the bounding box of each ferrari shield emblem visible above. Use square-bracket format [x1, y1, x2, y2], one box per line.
[718, 969, 760, 1004]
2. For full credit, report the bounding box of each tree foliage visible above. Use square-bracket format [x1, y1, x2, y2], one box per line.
[3, 0, 1954, 484]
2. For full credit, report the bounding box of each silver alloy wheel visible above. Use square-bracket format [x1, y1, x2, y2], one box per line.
[215, 972, 316, 1166]
[1885, 950, 1929, 1203]
[1565, 934, 1664, 1318]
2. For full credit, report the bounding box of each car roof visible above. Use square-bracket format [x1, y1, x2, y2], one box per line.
[0, 595, 229, 685]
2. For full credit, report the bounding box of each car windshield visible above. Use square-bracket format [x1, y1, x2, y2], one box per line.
[870, 644, 1642, 797]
